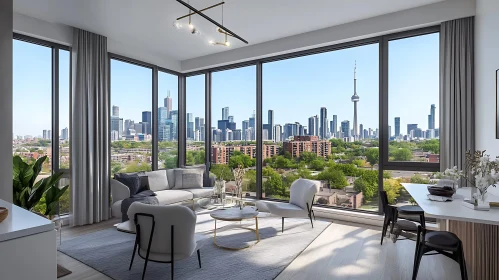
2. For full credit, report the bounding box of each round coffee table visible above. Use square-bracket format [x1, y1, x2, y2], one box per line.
[210, 207, 260, 250]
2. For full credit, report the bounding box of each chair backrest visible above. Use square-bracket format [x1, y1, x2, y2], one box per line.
[380, 190, 389, 214]
[128, 203, 197, 260]
[290, 179, 320, 210]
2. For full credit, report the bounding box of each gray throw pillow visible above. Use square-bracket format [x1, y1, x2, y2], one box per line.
[145, 170, 169, 191]
[114, 173, 141, 196]
[174, 169, 204, 189]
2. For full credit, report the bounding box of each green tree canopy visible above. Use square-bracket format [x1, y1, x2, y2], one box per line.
[365, 148, 379, 168]
[391, 148, 413, 161]
[316, 168, 348, 189]
[210, 164, 234, 181]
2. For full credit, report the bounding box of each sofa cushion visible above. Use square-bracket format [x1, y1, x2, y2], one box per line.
[174, 168, 204, 189]
[114, 173, 141, 196]
[155, 190, 194, 205]
[145, 170, 169, 191]
[183, 188, 213, 198]
[166, 169, 176, 188]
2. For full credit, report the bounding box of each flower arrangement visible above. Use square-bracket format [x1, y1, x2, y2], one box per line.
[232, 165, 246, 209]
[443, 150, 499, 203]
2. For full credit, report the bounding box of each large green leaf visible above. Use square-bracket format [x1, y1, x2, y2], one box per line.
[44, 184, 69, 216]
[30, 156, 47, 187]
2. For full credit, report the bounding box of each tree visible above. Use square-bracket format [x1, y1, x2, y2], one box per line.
[391, 148, 413, 161]
[243, 170, 257, 192]
[123, 162, 151, 173]
[383, 179, 403, 204]
[273, 155, 295, 169]
[309, 158, 326, 171]
[264, 173, 284, 197]
[111, 162, 123, 174]
[354, 178, 376, 201]
[228, 151, 253, 169]
[299, 152, 317, 164]
[296, 168, 313, 179]
[410, 174, 430, 184]
[331, 163, 360, 177]
[365, 148, 379, 169]
[351, 159, 365, 168]
[418, 139, 439, 154]
[210, 164, 234, 181]
[316, 168, 348, 189]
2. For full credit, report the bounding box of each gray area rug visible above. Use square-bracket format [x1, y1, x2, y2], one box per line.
[59, 211, 330, 280]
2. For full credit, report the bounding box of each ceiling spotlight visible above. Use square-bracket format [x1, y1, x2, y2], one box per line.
[188, 23, 195, 30]
[224, 41, 231, 47]
[190, 27, 200, 35]
[173, 20, 183, 29]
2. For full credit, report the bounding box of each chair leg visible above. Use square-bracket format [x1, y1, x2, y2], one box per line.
[141, 255, 149, 280]
[312, 210, 316, 221]
[309, 213, 314, 228]
[412, 245, 425, 280]
[197, 249, 202, 268]
[129, 243, 137, 270]
[282, 217, 285, 233]
[381, 215, 389, 245]
[457, 243, 468, 280]
[171, 258, 174, 280]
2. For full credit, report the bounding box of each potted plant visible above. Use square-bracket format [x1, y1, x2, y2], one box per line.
[12, 155, 69, 219]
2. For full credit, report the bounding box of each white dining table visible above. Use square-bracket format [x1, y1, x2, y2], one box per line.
[402, 183, 499, 280]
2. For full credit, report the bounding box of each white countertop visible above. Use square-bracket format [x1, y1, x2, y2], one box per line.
[0, 199, 55, 242]
[402, 184, 499, 226]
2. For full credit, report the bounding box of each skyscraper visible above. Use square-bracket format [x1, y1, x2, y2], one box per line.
[249, 111, 256, 140]
[164, 90, 172, 118]
[142, 111, 152, 135]
[242, 120, 249, 141]
[186, 113, 194, 139]
[359, 124, 364, 139]
[228, 116, 234, 123]
[170, 110, 178, 140]
[274, 125, 282, 142]
[112, 105, 119, 117]
[308, 116, 316, 136]
[111, 116, 123, 139]
[332, 115, 337, 137]
[268, 110, 274, 140]
[407, 124, 418, 135]
[320, 107, 327, 139]
[429, 104, 436, 129]
[158, 107, 168, 124]
[395, 117, 400, 137]
[61, 127, 69, 140]
[351, 63, 360, 139]
[222, 107, 229, 120]
[341, 120, 350, 138]
[42, 129, 48, 139]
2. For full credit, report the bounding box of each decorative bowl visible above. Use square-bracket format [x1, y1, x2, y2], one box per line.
[0, 207, 8, 223]
[427, 185, 455, 197]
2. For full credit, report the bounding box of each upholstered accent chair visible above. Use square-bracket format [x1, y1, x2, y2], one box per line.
[127, 203, 207, 280]
[265, 179, 320, 233]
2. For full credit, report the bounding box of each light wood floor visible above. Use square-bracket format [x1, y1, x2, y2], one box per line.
[58, 218, 462, 280]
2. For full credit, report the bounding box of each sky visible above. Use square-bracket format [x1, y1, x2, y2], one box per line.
[13, 32, 439, 138]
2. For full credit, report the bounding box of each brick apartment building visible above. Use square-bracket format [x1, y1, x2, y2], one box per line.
[283, 135, 331, 158]
[211, 144, 281, 164]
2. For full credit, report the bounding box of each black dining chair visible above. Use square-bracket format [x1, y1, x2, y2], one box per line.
[412, 225, 468, 280]
[380, 191, 425, 245]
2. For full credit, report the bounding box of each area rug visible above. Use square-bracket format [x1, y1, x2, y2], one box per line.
[57, 264, 72, 278]
[59, 211, 330, 280]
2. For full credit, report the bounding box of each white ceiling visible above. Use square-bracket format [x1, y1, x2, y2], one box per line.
[14, 0, 444, 61]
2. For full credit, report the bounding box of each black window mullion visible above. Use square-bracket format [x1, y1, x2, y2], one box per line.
[52, 47, 60, 174]
[152, 67, 159, 170]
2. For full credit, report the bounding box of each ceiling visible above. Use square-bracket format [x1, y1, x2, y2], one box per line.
[14, 0, 444, 61]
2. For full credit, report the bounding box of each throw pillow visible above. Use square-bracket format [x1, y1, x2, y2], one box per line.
[174, 168, 204, 189]
[145, 170, 169, 191]
[114, 173, 141, 196]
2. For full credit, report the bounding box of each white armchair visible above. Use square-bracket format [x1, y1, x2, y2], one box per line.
[127, 203, 206, 280]
[265, 179, 320, 233]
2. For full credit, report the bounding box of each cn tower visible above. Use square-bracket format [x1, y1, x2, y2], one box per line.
[351, 62, 359, 139]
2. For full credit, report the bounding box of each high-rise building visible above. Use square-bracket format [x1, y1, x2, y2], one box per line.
[407, 124, 418, 135]
[429, 104, 436, 129]
[112, 105, 119, 117]
[394, 117, 400, 137]
[233, 129, 242, 141]
[218, 120, 229, 142]
[134, 123, 143, 134]
[262, 129, 269, 141]
[42, 129, 48, 139]
[308, 116, 316, 136]
[332, 115, 338, 137]
[228, 116, 234, 123]
[142, 111, 152, 135]
[363, 129, 368, 139]
[249, 111, 256, 140]
[359, 124, 364, 139]
[164, 90, 173, 118]
[274, 125, 282, 142]
[111, 116, 123, 139]
[320, 107, 327, 139]
[47, 130, 52, 140]
[242, 120, 249, 140]
[158, 107, 168, 125]
[170, 110, 178, 140]
[268, 110, 274, 140]
[341, 120, 350, 138]
[330, 121, 335, 137]
[222, 107, 229, 120]
[351, 63, 360, 138]
[61, 127, 69, 140]
[186, 113, 194, 139]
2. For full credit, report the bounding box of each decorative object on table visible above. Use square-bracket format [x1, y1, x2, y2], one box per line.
[427, 194, 453, 202]
[232, 165, 246, 210]
[12, 155, 69, 219]
[427, 185, 456, 197]
[213, 179, 226, 206]
[0, 207, 8, 223]
[443, 150, 499, 209]
[434, 166, 461, 189]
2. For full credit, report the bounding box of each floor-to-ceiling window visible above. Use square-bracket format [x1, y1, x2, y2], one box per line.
[110, 59, 153, 173]
[185, 74, 206, 166]
[13, 36, 71, 214]
[158, 71, 179, 169]
[211, 66, 257, 196]
[262, 43, 380, 212]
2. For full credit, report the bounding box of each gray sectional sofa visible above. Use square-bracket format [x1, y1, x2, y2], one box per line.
[111, 166, 215, 218]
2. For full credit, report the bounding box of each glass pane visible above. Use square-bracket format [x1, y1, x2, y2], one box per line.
[13, 40, 53, 174]
[388, 33, 440, 163]
[158, 72, 179, 169]
[186, 75, 205, 166]
[262, 43, 379, 213]
[59, 49, 70, 169]
[110, 59, 153, 174]
[211, 66, 257, 198]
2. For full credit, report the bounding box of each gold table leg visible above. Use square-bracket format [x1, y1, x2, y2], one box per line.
[213, 217, 260, 250]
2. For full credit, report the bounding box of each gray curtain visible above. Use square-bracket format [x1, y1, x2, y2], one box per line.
[71, 28, 110, 225]
[440, 17, 474, 183]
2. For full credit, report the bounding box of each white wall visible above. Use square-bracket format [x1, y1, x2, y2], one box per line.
[181, 0, 476, 72]
[13, 12, 182, 72]
[475, 0, 499, 157]
[0, 1, 13, 202]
